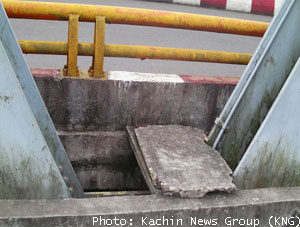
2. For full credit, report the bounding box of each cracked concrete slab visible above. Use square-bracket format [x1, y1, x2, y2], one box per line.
[127, 125, 236, 198]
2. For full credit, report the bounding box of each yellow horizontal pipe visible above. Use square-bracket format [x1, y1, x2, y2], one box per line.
[19, 40, 251, 65]
[105, 44, 251, 64]
[4, 0, 268, 37]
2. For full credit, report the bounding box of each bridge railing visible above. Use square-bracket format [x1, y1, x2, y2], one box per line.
[3, 0, 269, 78]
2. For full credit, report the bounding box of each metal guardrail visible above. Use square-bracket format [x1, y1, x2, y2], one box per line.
[19, 41, 252, 65]
[3, 0, 269, 78]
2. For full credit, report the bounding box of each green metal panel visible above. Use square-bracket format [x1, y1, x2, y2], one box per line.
[208, 0, 300, 170]
[234, 57, 300, 188]
[0, 40, 70, 199]
[0, 1, 83, 197]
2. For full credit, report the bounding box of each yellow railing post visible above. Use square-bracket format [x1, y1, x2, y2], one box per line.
[65, 14, 79, 77]
[89, 16, 105, 79]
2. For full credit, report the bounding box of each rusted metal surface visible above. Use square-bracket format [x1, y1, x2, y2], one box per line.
[105, 44, 251, 65]
[89, 16, 105, 79]
[3, 0, 268, 37]
[19, 40, 74, 55]
[19, 40, 251, 65]
[67, 14, 79, 77]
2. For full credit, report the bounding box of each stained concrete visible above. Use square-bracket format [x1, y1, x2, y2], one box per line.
[59, 131, 147, 191]
[34, 74, 235, 191]
[129, 125, 236, 198]
[0, 187, 300, 226]
[35, 76, 234, 132]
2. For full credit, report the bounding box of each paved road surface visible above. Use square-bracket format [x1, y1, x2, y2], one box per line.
[9, 0, 272, 77]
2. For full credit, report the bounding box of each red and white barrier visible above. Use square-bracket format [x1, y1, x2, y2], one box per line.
[171, 0, 284, 15]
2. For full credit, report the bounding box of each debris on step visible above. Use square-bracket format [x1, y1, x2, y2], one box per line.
[126, 125, 236, 198]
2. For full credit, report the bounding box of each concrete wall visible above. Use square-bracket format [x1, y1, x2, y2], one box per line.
[34, 70, 237, 191]
[35, 75, 235, 132]
[59, 131, 147, 191]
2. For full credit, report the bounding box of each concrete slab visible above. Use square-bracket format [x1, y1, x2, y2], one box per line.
[128, 125, 236, 198]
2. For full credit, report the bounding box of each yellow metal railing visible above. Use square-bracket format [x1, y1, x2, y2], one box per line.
[3, 0, 268, 36]
[3, 0, 269, 78]
[19, 41, 252, 65]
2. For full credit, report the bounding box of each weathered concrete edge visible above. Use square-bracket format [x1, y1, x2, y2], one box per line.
[126, 126, 161, 194]
[0, 187, 300, 226]
[132, 125, 236, 198]
[31, 68, 240, 85]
